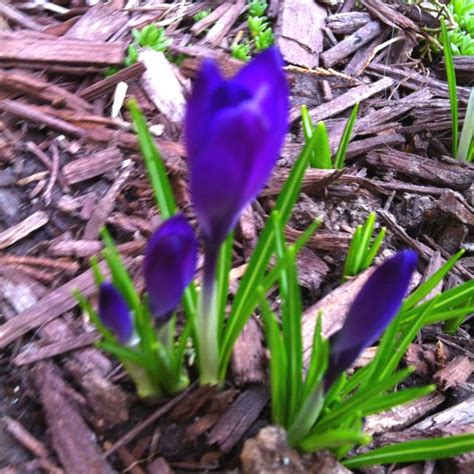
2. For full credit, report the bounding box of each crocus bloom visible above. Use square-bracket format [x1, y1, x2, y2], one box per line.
[185, 47, 289, 248]
[143, 214, 198, 323]
[325, 250, 418, 389]
[98, 282, 134, 345]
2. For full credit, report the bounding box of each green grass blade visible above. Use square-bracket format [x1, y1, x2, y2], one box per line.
[352, 212, 375, 275]
[343, 225, 362, 279]
[299, 429, 370, 452]
[344, 433, 474, 469]
[334, 103, 359, 169]
[457, 88, 474, 161]
[362, 227, 386, 269]
[219, 132, 316, 378]
[441, 19, 459, 157]
[260, 290, 288, 426]
[359, 385, 435, 416]
[312, 122, 333, 169]
[401, 249, 464, 311]
[216, 233, 234, 343]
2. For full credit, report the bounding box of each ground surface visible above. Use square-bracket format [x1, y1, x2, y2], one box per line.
[0, 0, 473, 473]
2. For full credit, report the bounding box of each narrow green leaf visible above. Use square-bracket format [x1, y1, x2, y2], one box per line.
[344, 433, 474, 468]
[299, 429, 370, 452]
[312, 122, 333, 169]
[457, 88, 474, 161]
[362, 227, 386, 269]
[441, 19, 459, 157]
[334, 103, 359, 169]
[216, 233, 234, 343]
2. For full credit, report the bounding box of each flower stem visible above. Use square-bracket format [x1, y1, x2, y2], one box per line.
[198, 243, 220, 385]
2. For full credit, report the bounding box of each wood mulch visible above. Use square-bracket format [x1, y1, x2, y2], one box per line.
[0, 0, 473, 473]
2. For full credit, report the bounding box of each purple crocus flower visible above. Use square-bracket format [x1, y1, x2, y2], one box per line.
[185, 47, 289, 249]
[325, 250, 418, 389]
[143, 214, 198, 323]
[98, 282, 134, 345]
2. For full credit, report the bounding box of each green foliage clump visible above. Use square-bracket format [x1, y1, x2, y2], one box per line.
[125, 24, 172, 66]
[231, 0, 274, 60]
[446, 0, 474, 55]
[193, 9, 211, 23]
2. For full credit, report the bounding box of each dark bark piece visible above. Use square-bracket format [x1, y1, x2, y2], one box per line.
[285, 227, 351, 252]
[79, 62, 145, 101]
[147, 457, 174, 474]
[82, 162, 133, 239]
[63, 147, 124, 185]
[0, 0, 43, 30]
[296, 247, 329, 292]
[361, 0, 419, 33]
[364, 391, 446, 435]
[232, 317, 266, 385]
[301, 268, 375, 367]
[208, 385, 268, 453]
[321, 21, 384, 68]
[190, 2, 234, 36]
[275, 0, 327, 68]
[346, 133, 406, 159]
[13, 332, 99, 366]
[343, 31, 387, 76]
[0, 32, 124, 65]
[0, 70, 93, 112]
[438, 190, 474, 227]
[327, 12, 372, 35]
[368, 63, 471, 103]
[434, 356, 474, 391]
[33, 362, 114, 474]
[4, 416, 63, 474]
[290, 77, 394, 123]
[366, 149, 474, 190]
[64, 3, 128, 41]
[200, 0, 246, 47]
[419, 251, 444, 303]
[0, 263, 109, 349]
[0, 210, 49, 250]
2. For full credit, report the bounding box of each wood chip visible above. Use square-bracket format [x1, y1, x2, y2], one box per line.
[63, 147, 124, 185]
[276, 0, 327, 68]
[140, 50, 187, 123]
[208, 385, 268, 453]
[0, 210, 48, 250]
[326, 11, 372, 35]
[34, 362, 114, 474]
[321, 20, 384, 68]
[0, 32, 124, 65]
[290, 77, 394, 123]
[434, 356, 474, 391]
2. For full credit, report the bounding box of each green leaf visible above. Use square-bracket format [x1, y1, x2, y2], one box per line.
[457, 88, 474, 161]
[259, 290, 288, 426]
[299, 429, 371, 452]
[344, 433, 474, 468]
[218, 131, 317, 379]
[216, 233, 234, 343]
[312, 122, 333, 169]
[334, 103, 359, 169]
[441, 18, 459, 157]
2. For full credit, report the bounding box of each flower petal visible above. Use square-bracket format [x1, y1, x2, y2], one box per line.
[185, 59, 224, 161]
[98, 282, 134, 344]
[325, 250, 418, 388]
[190, 102, 269, 245]
[187, 47, 289, 247]
[143, 214, 198, 322]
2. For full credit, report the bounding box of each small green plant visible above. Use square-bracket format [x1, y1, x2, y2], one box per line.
[445, 0, 474, 55]
[301, 103, 359, 169]
[193, 9, 211, 22]
[441, 18, 474, 160]
[124, 24, 172, 66]
[248, 0, 268, 17]
[343, 212, 386, 281]
[231, 0, 274, 60]
[231, 41, 251, 61]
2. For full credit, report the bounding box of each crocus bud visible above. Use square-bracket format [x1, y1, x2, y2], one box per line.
[325, 250, 418, 389]
[98, 282, 134, 345]
[143, 214, 198, 323]
[185, 47, 289, 248]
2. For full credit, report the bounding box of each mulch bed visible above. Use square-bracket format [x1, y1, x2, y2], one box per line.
[0, 0, 473, 472]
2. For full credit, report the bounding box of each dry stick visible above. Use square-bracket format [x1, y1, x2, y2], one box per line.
[104, 383, 197, 457]
[43, 141, 60, 206]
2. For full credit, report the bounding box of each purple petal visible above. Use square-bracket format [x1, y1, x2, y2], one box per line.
[185, 60, 224, 161]
[185, 47, 289, 247]
[98, 282, 134, 344]
[325, 250, 418, 389]
[143, 214, 198, 323]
